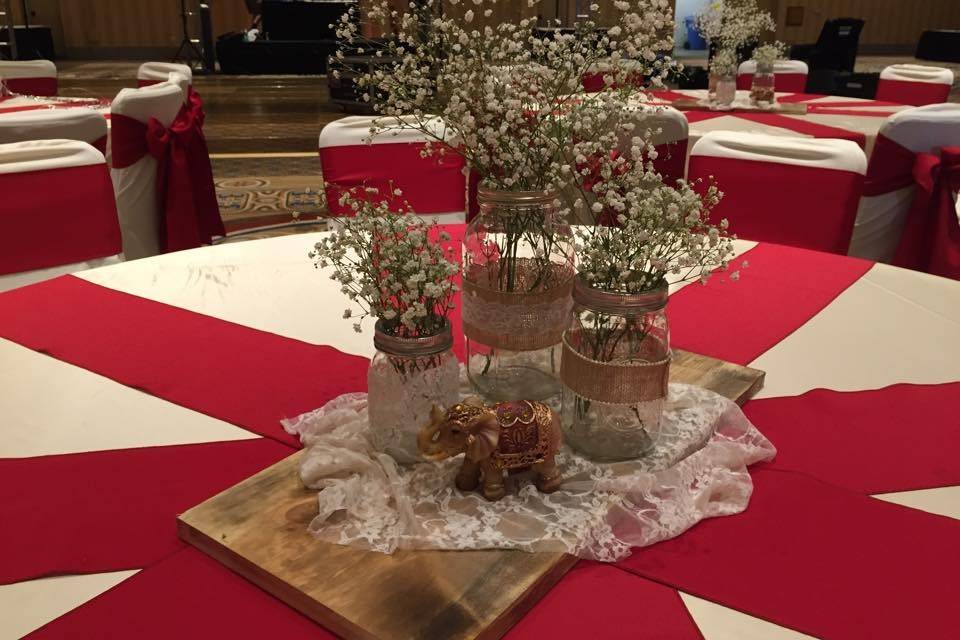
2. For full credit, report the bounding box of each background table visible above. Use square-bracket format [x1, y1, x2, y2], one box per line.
[2, 230, 959, 639]
[652, 90, 910, 160]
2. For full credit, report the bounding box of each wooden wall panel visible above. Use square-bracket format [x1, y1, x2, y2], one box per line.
[771, 0, 960, 47]
[56, 0, 251, 55]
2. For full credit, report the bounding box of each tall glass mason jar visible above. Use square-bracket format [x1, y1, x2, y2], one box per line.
[462, 187, 575, 402]
[560, 278, 671, 461]
[367, 320, 459, 464]
[707, 72, 718, 102]
[750, 62, 777, 107]
[715, 73, 736, 107]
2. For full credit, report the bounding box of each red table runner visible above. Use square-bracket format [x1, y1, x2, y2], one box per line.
[617, 467, 960, 639]
[746, 382, 960, 493]
[667, 244, 872, 365]
[0, 276, 369, 447]
[0, 439, 294, 585]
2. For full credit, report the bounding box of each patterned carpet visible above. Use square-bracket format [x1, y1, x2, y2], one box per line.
[215, 173, 328, 233]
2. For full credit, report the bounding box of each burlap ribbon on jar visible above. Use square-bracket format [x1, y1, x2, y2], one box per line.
[560, 332, 670, 404]
[461, 260, 574, 352]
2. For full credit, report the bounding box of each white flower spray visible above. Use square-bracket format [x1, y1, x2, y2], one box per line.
[309, 188, 459, 338]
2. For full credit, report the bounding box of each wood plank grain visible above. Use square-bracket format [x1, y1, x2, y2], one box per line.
[179, 350, 764, 639]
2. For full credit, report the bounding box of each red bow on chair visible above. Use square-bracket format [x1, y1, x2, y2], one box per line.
[893, 146, 960, 279]
[180, 89, 225, 242]
[112, 100, 223, 253]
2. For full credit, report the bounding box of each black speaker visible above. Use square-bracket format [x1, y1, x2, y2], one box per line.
[261, 1, 353, 41]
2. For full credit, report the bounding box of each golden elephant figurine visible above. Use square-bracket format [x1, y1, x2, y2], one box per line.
[417, 397, 563, 501]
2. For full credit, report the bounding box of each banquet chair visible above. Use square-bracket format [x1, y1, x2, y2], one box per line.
[0, 109, 108, 155]
[736, 60, 809, 93]
[688, 131, 866, 254]
[109, 81, 187, 259]
[0, 59, 58, 96]
[581, 59, 645, 93]
[789, 18, 864, 73]
[630, 105, 689, 183]
[849, 103, 960, 263]
[319, 115, 467, 223]
[0, 139, 122, 293]
[876, 64, 954, 106]
[137, 62, 194, 87]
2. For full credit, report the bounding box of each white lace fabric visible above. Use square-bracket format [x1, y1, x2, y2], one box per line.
[282, 383, 776, 562]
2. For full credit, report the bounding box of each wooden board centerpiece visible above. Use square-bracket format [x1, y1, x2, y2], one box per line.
[671, 98, 808, 115]
[178, 349, 764, 639]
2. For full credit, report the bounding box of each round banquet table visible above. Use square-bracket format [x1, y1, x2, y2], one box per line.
[650, 89, 911, 160]
[0, 95, 111, 119]
[2, 229, 960, 639]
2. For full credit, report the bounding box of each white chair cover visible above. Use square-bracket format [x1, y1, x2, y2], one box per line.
[849, 103, 960, 261]
[137, 62, 193, 87]
[689, 131, 866, 254]
[876, 64, 954, 106]
[110, 81, 184, 259]
[319, 115, 467, 222]
[0, 60, 58, 96]
[0, 139, 122, 292]
[0, 109, 108, 154]
[165, 71, 191, 105]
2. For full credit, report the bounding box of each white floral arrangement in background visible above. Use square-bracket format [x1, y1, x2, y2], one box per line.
[751, 41, 787, 68]
[309, 188, 459, 337]
[331, 0, 681, 222]
[695, 0, 776, 53]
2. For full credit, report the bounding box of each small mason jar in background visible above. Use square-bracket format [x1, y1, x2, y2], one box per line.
[560, 277, 671, 461]
[715, 73, 737, 107]
[750, 62, 777, 107]
[367, 320, 458, 464]
[462, 187, 575, 402]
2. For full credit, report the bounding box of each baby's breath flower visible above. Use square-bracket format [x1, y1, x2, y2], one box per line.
[311, 188, 459, 338]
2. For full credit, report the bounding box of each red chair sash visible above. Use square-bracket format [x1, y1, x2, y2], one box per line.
[876, 79, 950, 107]
[111, 107, 221, 253]
[862, 134, 917, 197]
[320, 142, 467, 216]
[688, 156, 865, 254]
[91, 134, 108, 155]
[181, 88, 224, 240]
[892, 146, 960, 279]
[654, 139, 687, 184]
[3, 77, 57, 97]
[0, 163, 121, 274]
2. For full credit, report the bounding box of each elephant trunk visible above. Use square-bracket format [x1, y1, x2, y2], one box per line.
[417, 421, 449, 461]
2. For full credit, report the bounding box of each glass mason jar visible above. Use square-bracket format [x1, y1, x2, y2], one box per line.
[560, 278, 671, 461]
[707, 72, 719, 102]
[715, 73, 736, 107]
[750, 63, 776, 107]
[367, 319, 459, 464]
[462, 187, 575, 402]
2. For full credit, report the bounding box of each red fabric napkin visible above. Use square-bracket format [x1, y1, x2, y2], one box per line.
[746, 382, 960, 493]
[0, 439, 294, 585]
[617, 467, 960, 639]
